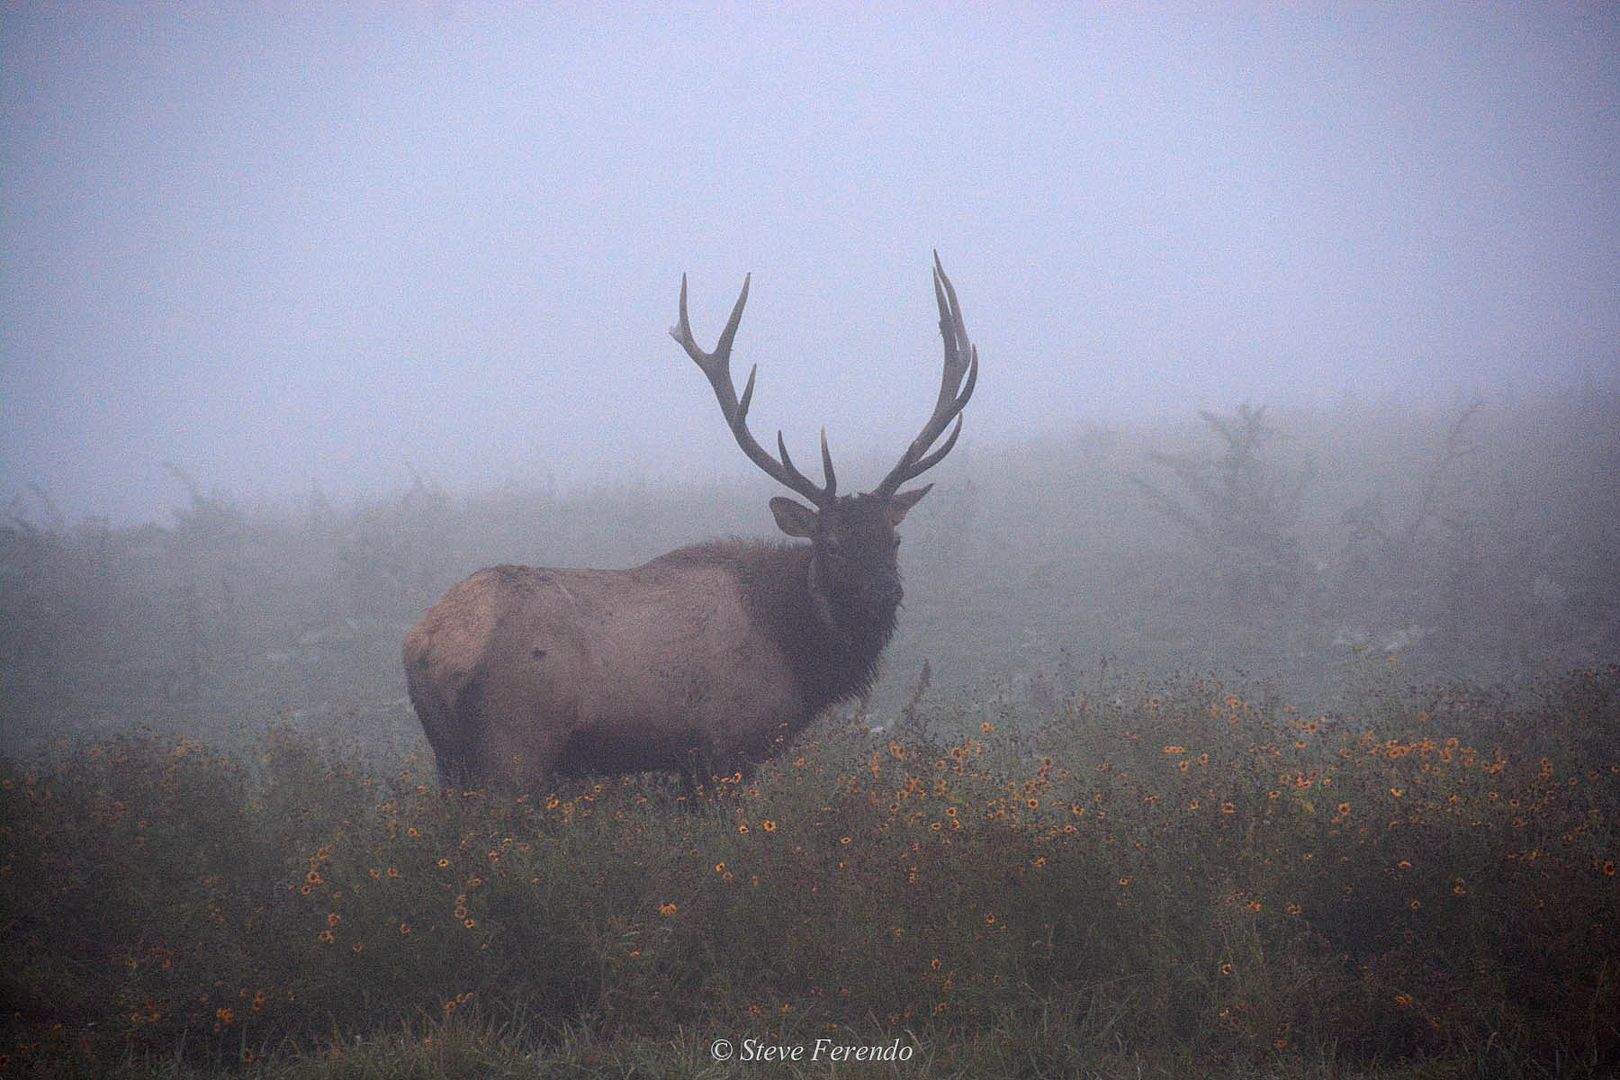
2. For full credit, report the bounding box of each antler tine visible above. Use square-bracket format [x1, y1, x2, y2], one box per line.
[670, 273, 836, 508]
[875, 253, 979, 497]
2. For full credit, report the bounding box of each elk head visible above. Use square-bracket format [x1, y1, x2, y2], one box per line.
[670, 252, 978, 639]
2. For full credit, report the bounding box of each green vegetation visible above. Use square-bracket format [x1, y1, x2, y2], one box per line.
[3, 391, 1617, 1074]
[3, 668, 1616, 1076]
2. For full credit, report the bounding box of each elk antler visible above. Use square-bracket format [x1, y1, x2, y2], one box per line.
[873, 251, 979, 498]
[670, 273, 838, 509]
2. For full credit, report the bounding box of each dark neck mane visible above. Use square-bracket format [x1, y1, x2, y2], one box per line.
[659, 540, 898, 713]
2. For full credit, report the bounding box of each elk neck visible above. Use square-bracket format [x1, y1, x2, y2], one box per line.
[726, 540, 901, 713]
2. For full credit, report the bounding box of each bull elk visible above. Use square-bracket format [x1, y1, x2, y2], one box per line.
[404, 253, 979, 793]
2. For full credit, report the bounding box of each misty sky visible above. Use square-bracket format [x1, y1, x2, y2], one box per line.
[3, 5, 1617, 526]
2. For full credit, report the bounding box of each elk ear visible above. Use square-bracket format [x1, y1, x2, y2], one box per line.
[769, 496, 819, 538]
[886, 484, 933, 526]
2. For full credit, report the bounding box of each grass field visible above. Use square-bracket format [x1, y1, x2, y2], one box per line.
[4, 665, 1615, 1077]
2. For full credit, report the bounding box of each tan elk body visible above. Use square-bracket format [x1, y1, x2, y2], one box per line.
[404, 255, 979, 792]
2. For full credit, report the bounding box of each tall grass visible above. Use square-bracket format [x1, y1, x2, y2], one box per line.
[4, 667, 1615, 1076]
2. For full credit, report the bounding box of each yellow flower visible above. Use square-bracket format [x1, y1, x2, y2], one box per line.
[659, 902, 679, 917]
[762, 820, 777, 832]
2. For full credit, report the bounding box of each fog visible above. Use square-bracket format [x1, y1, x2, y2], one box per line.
[4, 6, 1616, 525]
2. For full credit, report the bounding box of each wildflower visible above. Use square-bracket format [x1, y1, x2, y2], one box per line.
[1118, 876, 1132, 887]
[1394, 994, 1413, 1007]
[387, 867, 400, 879]
[762, 820, 777, 832]
[714, 862, 726, 874]
[984, 913, 997, 925]
[351, 943, 364, 954]
[327, 912, 341, 928]
[1221, 802, 1236, 814]
[930, 958, 942, 970]
[463, 917, 476, 929]
[437, 858, 449, 868]
[318, 930, 334, 944]
[659, 902, 679, 916]
[1219, 963, 1233, 976]
[399, 923, 412, 936]
[839, 836, 851, 845]
[981, 721, 993, 734]
[1162, 745, 1186, 755]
